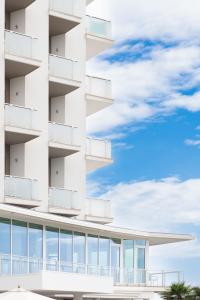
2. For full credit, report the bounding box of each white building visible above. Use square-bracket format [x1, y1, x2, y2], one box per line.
[0, 0, 193, 299]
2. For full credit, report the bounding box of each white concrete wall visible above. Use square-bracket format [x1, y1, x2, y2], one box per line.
[0, 0, 5, 203]
[10, 77, 25, 106]
[10, 9, 25, 33]
[25, 0, 49, 210]
[10, 144, 25, 177]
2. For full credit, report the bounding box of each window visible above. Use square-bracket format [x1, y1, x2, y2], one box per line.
[12, 220, 27, 257]
[29, 224, 43, 259]
[0, 218, 11, 255]
[87, 235, 98, 274]
[111, 239, 120, 283]
[12, 220, 28, 274]
[73, 232, 85, 273]
[99, 237, 110, 276]
[124, 240, 134, 270]
[137, 248, 145, 269]
[46, 227, 59, 270]
[60, 230, 72, 272]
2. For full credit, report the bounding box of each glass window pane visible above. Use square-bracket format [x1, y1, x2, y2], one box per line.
[124, 240, 134, 269]
[12, 220, 27, 257]
[135, 240, 146, 246]
[29, 224, 43, 258]
[111, 239, 120, 283]
[137, 248, 145, 269]
[99, 237, 110, 267]
[87, 235, 98, 274]
[0, 218, 11, 254]
[73, 232, 85, 273]
[46, 227, 59, 261]
[60, 229, 72, 272]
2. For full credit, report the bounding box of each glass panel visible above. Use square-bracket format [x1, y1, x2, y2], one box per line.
[111, 239, 120, 283]
[135, 240, 146, 246]
[124, 240, 134, 284]
[46, 227, 59, 271]
[60, 230, 73, 272]
[12, 220, 28, 274]
[137, 248, 145, 269]
[29, 224, 43, 273]
[99, 237, 110, 276]
[87, 235, 98, 275]
[0, 218, 11, 275]
[73, 232, 85, 273]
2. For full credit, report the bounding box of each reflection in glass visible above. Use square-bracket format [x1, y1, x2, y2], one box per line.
[111, 239, 120, 283]
[60, 230, 72, 272]
[88, 235, 98, 274]
[137, 248, 145, 269]
[12, 220, 28, 274]
[124, 240, 134, 284]
[73, 232, 85, 273]
[99, 237, 110, 276]
[46, 227, 59, 271]
[0, 218, 11, 275]
[29, 224, 43, 273]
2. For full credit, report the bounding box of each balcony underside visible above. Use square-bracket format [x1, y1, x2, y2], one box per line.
[49, 77, 80, 97]
[49, 206, 81, 217]
[86, 94, 113, 116]
[49, 13, 81, 36]
[49, 142, 80, 158]
[5, 127, 40, 144]
[86, 155, 113, 172]
[5, 0, 35, 12]
[5, 55, 40, 78]
[0, 271, 113, 295]
[86, 34, 114, 60]
[4, 196, 40, 208]
[85, 215, 113, 225]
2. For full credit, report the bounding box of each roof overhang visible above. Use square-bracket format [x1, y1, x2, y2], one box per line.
[0, 204, 194, 246]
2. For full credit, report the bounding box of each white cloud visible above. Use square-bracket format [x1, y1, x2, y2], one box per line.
[87, 45, 200, 134]
[185, 139, 200, 146]
[87, 0, 200, 42]
[98, 177, 200, 231]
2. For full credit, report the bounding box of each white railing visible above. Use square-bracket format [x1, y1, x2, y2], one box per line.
[86, 138, 112, 159]
[4, 176, 39, 201]
[49, 54, 80, 82]
[49, 0, 83, 18]
[5, 104, 39, 131]
[86, 15, 112, 39]
[49, 187, 80, 211]
[86, 198, 112, 219]
[5, 30, 40, 60]
[86, 75, 112, 99]
[49, 122, 80, 146]
[0, 255, 182, 288]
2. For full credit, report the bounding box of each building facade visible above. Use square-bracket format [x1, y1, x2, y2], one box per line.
[0, 0, 193, 299]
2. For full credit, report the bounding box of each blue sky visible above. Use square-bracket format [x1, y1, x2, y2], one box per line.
[87, 0, 200, 285]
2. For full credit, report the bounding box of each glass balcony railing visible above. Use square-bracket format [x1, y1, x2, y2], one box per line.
[86, 76, 112, 99]
[49, 187, 80, 211]
[5, 176, 39, 201]
[5, 30, 40, 61]
[86, 15, 112, 39]
[86, 198, 112, 220]
[5, 104, 39, 131]
[86, 138, 112, 159]
[49, 54, 80, 82]
[49, 122, 80, 147]
[49, 0, 83, 18]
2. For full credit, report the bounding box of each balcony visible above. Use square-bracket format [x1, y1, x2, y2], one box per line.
[5, 0, 35, 12]
[5, 104, 40, 144]
[49, 54, 81, 97]
[86, 75, 113, 116]
[85, 198, 113, 224]
[49, 122, 80, 158]
[5, 30, 41, 78]
[49, 187, 81, 216]
[86, 16, 114, 59]
[49, 0, 82, 36]
[86, 138, 113, 172]
[4, 175, 40, 208]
